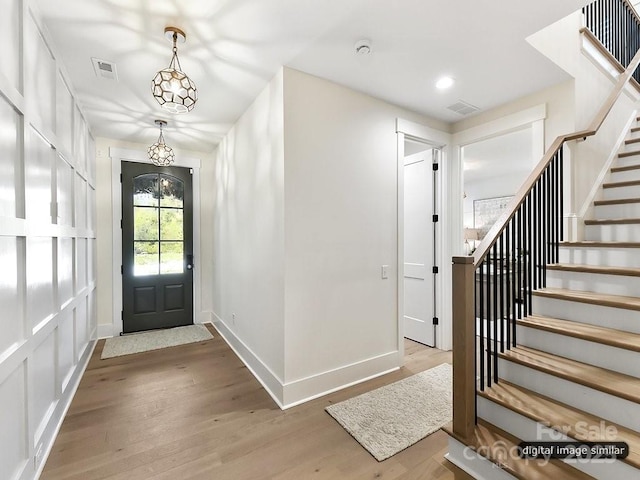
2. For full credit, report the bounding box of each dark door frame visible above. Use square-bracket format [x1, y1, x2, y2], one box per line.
[108, 148, 202, 337]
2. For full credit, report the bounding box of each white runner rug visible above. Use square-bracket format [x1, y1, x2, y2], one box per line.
[101, 324, 213, 359]
[326, 363, 452, 461]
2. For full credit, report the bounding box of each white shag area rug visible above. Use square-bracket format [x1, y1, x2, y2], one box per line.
[101, 325, 213, 359]
[326, 363, 452, 461]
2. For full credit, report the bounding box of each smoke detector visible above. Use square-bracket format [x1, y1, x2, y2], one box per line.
[355, 39, 372, 55]
[91, 57, 118, 81]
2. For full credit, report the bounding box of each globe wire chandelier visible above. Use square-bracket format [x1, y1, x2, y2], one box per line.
[148, 120, 175, 166]
[151, 27, 197, 114]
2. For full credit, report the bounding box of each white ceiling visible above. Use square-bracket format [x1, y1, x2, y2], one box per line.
[34, 0, 590, 153]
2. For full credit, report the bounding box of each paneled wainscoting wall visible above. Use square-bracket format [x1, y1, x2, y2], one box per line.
[0, 2, 97, 479]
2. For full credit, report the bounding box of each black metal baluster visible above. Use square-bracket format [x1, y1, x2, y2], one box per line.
[517, 208, 523, 320]
[527, 193, 533, 313]
[499, 233, 505, 354]
[479, 260, 485, 391]
[486, 255, 492, 387]
[537, 181, 543, 289]
[505, 224, 511, 350]
[559, 147, 564, 243]
[492, 243, 499, 383]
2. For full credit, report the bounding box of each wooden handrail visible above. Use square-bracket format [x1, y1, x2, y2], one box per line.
[472, 45, 640, 267]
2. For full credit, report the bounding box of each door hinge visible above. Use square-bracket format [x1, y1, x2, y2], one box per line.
[189, 168, 194, 175]
[120, 173, 122, 183]
[432, 266, 439, 274]
[120, 219, 123, 229]
[432, 214, 439, 222]
[120, 265, 123, 274]
[121, 310, 123, 320]
[432, 317, 439, 325]
[432, 163, 439, 171]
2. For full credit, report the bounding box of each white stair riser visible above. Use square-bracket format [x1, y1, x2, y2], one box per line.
[547, 269, 640, 297]
[594, 202, 640, 218]
[532, 295, 640, 333]
[602, 185, 640, 200]
[610, 168, 640, 183]
[478, 398, 637, 480]
[518, 325, 640, 378]
[446, 436, 517, 480]
[559, 246, 640, 268]
[615, 155, 640, 168]
[499, 360, 640, 431]
[585, 223, 640, 242]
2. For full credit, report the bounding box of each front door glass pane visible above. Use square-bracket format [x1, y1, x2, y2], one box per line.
[133, 174, 159, 206]
[134, 207, 159, 241]
[160, 175, 184, 208]
[134, 241, 159, 276]
[160, 209, 183, 241]
[160, 241, 183, 274]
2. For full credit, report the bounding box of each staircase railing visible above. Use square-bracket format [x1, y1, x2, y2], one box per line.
[584, 0, 640, 83]
[451, 0, 640, 441]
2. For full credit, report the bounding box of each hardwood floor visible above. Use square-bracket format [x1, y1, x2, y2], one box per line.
[41, 326, 472, 480]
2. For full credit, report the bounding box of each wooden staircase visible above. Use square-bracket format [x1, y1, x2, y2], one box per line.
[448, 120, 640, 478]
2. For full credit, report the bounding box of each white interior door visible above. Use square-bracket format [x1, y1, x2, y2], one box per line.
[404, 148, 435, 346]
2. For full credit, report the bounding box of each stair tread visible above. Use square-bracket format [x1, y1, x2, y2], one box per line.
[547, 263, 640, 277]
[619, 151, 640, 158]
[561, 241, 640, 248]
[594, 197, 640, 205]
[631, 126, 640, 132]
[500, 346, 640, 404]
[611, 164, 640, 172]
[603, 179, 640, 188]
[625, 137, 640, 145]
[533, 287, 640, 311]
[443, 419, 591, 480]
[584, 217, 640, 225]
[518, 314, 640, 352]
[479, 380, 640, 468]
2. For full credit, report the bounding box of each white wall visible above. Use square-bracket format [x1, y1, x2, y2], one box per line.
[281, 67, 446, 406]
[94, 138, 212, 338]
[0, 3, 96, 479]
[453, 80, 575, 151]
[526, 11, 640, 237]
[211, 69, 286, 398]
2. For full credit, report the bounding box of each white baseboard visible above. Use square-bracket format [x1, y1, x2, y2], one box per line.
[34, 339, 96, 480]
[281, 352, 400, 409]
[97, 323, 113, 339]
[211, 312, 401, 410]
[445, 436, 516, 480]
[198, 311, 214, 324]
[211, 313, 285, 408]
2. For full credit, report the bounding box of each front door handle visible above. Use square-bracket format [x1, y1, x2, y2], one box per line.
[186, 254, 194, 270]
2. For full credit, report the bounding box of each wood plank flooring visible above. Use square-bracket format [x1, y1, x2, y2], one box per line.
[41, 326, 471, 480]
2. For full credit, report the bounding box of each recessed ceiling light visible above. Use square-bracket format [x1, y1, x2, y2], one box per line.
[436, 76, 455, 90]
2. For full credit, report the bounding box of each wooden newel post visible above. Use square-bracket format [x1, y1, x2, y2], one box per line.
[452, 255, 475, 441]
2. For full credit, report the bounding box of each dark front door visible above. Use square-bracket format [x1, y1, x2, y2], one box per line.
[121, 161, 194, 334]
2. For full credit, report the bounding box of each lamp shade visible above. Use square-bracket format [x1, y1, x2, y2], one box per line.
[464, 228, 480, 241]
[152, 68, 197, 114]
[148, 120, 175, 166]
[152, 27, 197, 114]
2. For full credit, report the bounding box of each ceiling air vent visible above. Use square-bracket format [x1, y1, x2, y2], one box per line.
[447, 100, 480, 116]
[91, 57, 118, 81]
